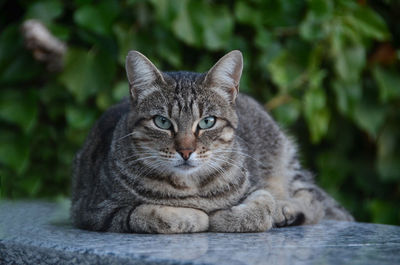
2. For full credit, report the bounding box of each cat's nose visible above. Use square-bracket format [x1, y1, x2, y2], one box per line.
[178, 149, 194, 160]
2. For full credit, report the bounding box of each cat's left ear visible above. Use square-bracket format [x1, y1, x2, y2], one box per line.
[204, 50, 243, 102]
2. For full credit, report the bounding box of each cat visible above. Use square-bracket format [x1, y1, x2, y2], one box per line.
[71, 50, 353, 234]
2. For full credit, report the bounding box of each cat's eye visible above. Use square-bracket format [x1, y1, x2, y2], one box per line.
[154, 115, 172, 130]
[198, 116, 216, 129]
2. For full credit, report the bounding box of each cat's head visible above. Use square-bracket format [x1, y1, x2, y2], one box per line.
[124, 50, 243, 178]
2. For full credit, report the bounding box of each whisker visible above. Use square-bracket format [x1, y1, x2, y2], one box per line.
[137, 160, 170, 179]
[212, 154, 245, 168]
[124, 155, 160, 163]
[117, 131, 139, 141]
[205, 160, 222, 174]
[211, 156, 244, 173]
[122, 149, 174, 161]
[213, 149, 263, 165]
[207, 161, 226, 176]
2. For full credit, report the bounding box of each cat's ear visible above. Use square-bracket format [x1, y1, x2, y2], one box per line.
[204, 50, 243, 102]
[126, 51, 165, 101]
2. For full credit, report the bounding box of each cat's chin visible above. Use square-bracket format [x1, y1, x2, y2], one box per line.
[171, 163, 200, 176]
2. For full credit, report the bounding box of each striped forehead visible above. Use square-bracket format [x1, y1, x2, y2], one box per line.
[169, 76, 201, 124]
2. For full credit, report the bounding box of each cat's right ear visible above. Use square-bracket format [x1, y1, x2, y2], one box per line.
[204, 50, 243, 103]
[126, 51, 165, 101]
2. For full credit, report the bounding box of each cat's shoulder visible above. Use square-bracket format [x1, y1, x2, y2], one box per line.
[88, 98, 130, 140]
[236, 93, 261, 108]
[236, 93, 273, 120]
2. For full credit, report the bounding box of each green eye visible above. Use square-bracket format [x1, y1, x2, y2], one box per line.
[154, 115, 172, 130]
[198, 116, 216, 129]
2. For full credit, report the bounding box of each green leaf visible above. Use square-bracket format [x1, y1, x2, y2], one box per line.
[90, 50, 116, 93]
[0, 89, 38, 133]
[368, 200, 399, 224]
[48, 24, 71, 41]
[377, 156, 400, 182]
[74, 1, 119, 36]
[235, 1, 262, 26]
[113, 24, 135, 66]
[271, 100, 301, 126]
[0, 26, 42, 83]
[59, 49, 116, 103]
[74, 0, 93, 6]
[376, 126, 400, 181]
[255, 30, 273, 49]
[65, 127, 89, 145]
[0, 131, 30, 175]
[335, 45, 366, 82]
[154, 28, 183, 67]
[112, 81, 129, 102]
[59, 49, 93, 102]
[303, 88, 330, 143]
[332, 80, 362, 116]
[74, 6, 108, 35]
[172, 1, 233, 50]
[372, 66, 400, 103]
[96, 90, 113, 111]
[25, 0, 63, 23]
[353, 102, 385, 138]
[300, 12, 325, 41]
[308, 0, 333, 19]
[16, 177, 42, 197]
[65, 105, 97, 130]
[200, 5, 233, 50]
[0, 26, 20, 73]
[309, 70, 326, 90]
[150, 0, 180, 27]
[345, 6, 390, 41]
[172, 0, 201, 46]
[317, 151, 350, 188]
[267, 51, 303, 92]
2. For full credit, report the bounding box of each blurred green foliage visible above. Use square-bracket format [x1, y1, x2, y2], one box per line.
[0, 0, 399, 225]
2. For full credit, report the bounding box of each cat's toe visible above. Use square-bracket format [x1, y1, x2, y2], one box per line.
[166, 208, 209, 234]
[273, 201, 305, 227]
[209, 202, 273, 232]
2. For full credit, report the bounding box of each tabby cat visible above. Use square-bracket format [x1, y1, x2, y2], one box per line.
[71, 50, 353, 233]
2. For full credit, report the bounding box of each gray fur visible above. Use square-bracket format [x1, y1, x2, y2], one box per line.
[71, 50, 353, 234]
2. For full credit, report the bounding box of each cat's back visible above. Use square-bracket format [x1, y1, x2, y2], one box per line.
[72, 99, 130, 200]
[234, 93, 287, 181]
[79, 98, 130, 156]
[235, 93, 282, 144]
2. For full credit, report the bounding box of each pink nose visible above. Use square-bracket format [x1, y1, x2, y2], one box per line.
[178, 149, 194, 160]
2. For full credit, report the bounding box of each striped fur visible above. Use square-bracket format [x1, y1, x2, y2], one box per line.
[71, 51, 353, 234]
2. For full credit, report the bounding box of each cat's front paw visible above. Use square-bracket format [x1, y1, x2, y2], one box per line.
[209, 190, 275, 232]
[131, 205, 209, 234]
[273, 200, 305, 227]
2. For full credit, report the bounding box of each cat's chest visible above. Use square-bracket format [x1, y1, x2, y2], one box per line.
[125, 170, 251, 213]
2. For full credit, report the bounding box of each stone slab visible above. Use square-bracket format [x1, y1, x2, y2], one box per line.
[0, 200, 399, 265]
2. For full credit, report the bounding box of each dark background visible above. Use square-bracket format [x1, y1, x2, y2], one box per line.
[0, 0, 399, 225]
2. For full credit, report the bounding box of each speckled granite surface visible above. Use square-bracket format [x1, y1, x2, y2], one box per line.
[0, 201, 399, 265]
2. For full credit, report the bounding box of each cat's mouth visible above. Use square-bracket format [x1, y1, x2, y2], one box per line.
[175, 161, 196, 170]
